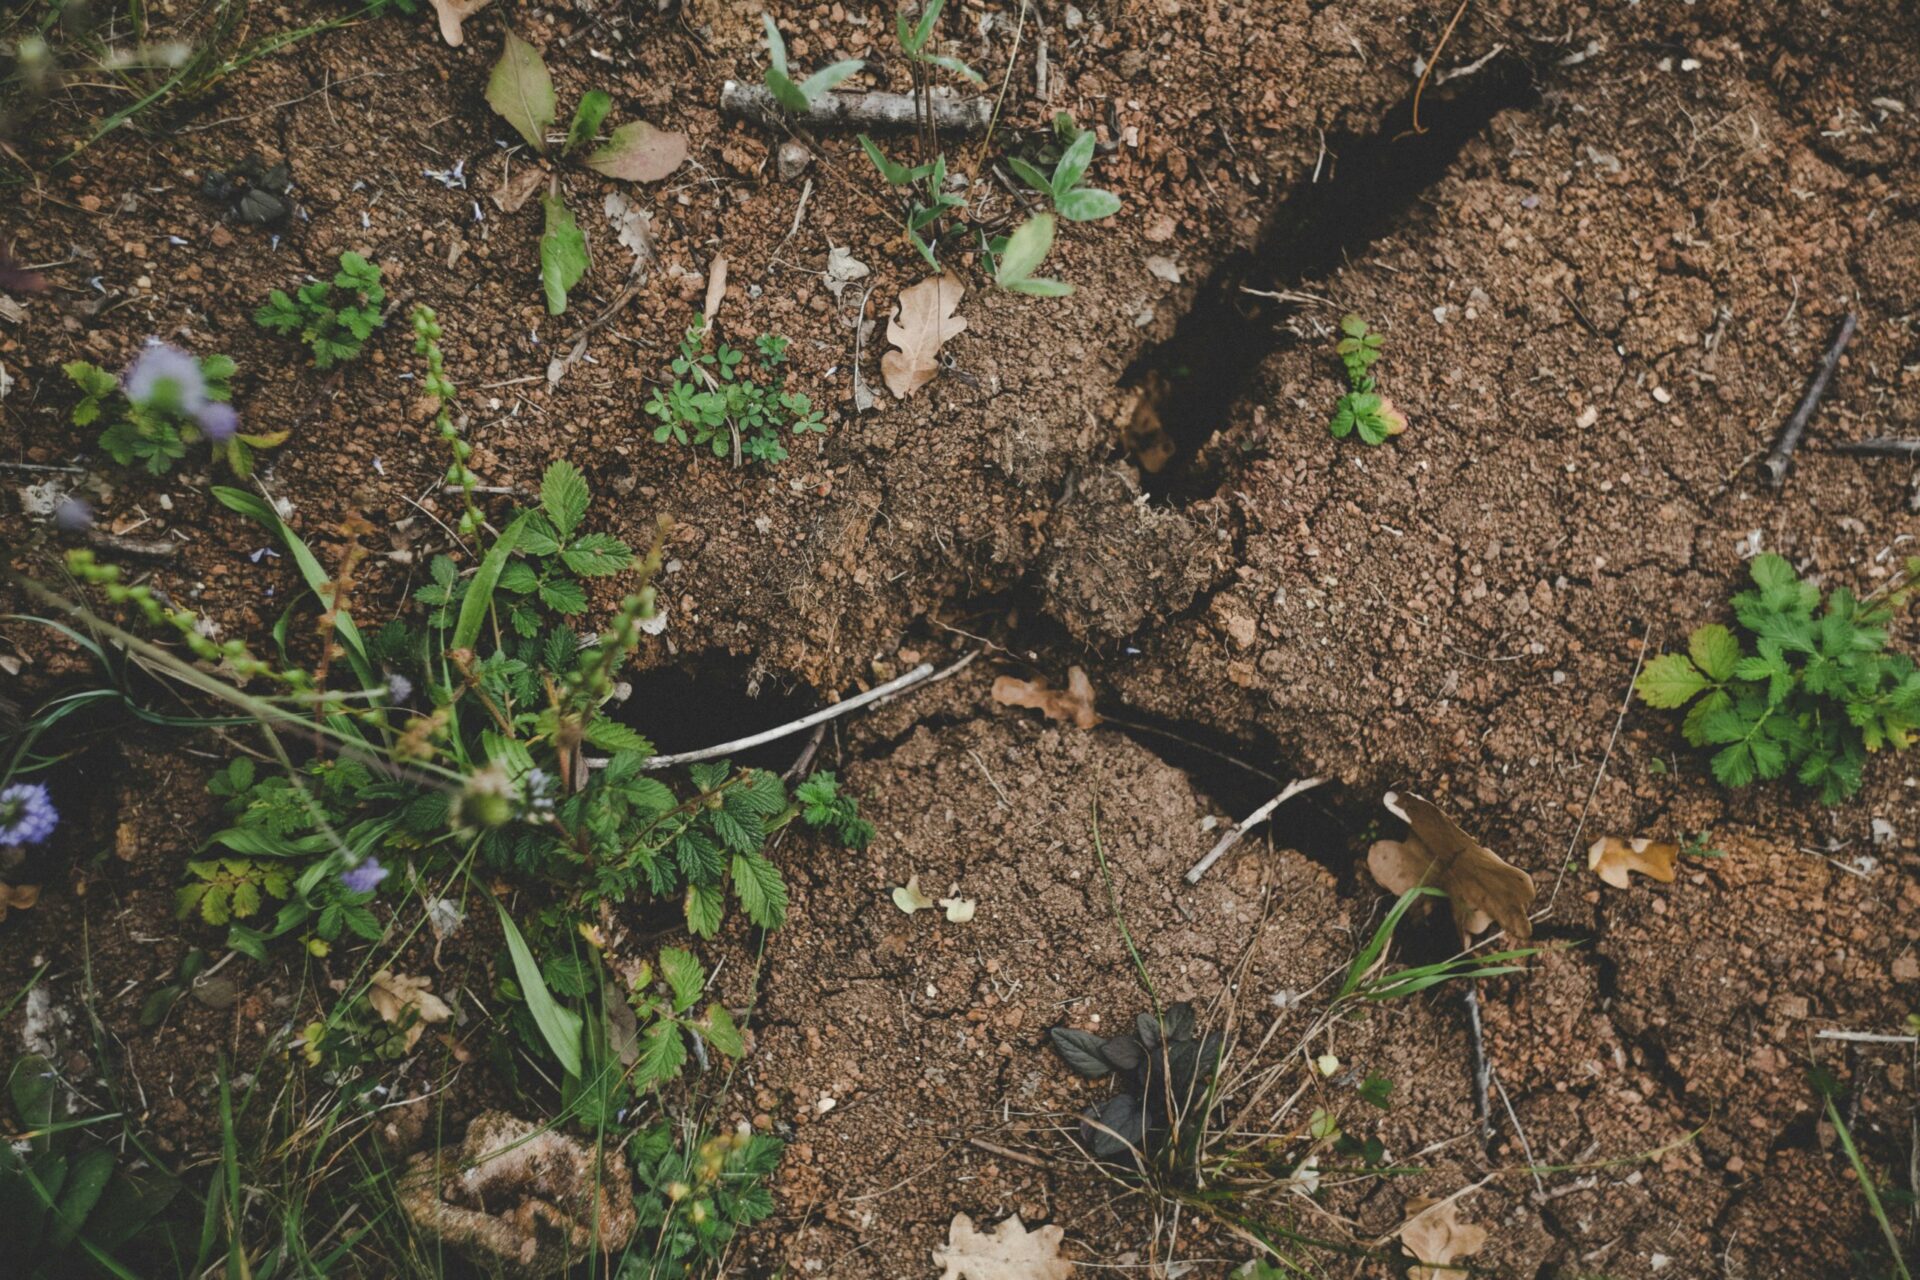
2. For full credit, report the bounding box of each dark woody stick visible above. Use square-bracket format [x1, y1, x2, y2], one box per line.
[1759, 311, 1857, 490]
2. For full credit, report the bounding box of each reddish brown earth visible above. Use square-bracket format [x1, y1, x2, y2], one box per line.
[3, 0, 1919, 1276]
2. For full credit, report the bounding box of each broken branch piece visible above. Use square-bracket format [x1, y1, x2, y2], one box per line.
[1184, 777, 1329, 883]
[720, 81, 991, 134]
[1759, 311, 1856, 490]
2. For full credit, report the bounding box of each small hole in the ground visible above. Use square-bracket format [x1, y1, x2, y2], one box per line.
[1122, 55, 1541, 499]
[612, 656, 819, 772]
[1101, 697, 1354, 869]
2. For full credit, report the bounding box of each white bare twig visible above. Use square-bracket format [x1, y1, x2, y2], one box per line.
[585, 652, 977, 772]
[1184, 777, 1329, 884]
[1815, 1029, 1920, 1045]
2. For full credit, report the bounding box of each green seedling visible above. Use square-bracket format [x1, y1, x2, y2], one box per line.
[896, 0, 983, 87]
[1008, 119, 1121, 222]
[255, 251, 386, 368]
[761, 14, 865, 111]
[990, 213, 1073, 296]
[630, 1122, 783, 1273]
[486, 30, 687, 314]
[1636, 553, 1920, 801]
[1326, 314, 1406, 446]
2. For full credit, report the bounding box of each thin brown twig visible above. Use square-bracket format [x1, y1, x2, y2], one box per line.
[1406, 0, 1474, 137]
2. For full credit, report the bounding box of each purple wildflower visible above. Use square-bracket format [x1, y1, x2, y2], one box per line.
[123, 343, 207, 414]
[0, 783, 58, 847]
[53, 497, 94, 531]
[339, 856, 389, 895]
[194, 401, 238, 441]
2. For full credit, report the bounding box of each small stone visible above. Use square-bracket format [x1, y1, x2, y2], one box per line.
[777, 140, 812, 182]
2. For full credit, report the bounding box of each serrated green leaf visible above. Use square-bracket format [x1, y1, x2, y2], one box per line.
[561, 531, 632, 576]
[1635, 653, 1709, 708]
[487, 30, 556, 153]
[539, 459, 590, 537]
[730, 852, 788, 929]
[686, 881, 725, 938]
[538, 578, 588, 614]
[701, 1004, 745, 1058]
[1688, 624, 1742, 682]
[634, 1019, 687, 1087]
[657, 947, 704, 1013]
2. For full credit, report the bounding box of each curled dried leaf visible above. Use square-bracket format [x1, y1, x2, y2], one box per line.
[369, 969, 453, 1051]
[1398, 1196, 1489, 1280]
[1587, 836, 1679, 889]
[0, 882, 40, 923]
[429, 0, 493, 46]
[1367, 791, 1535, 943]
[892, 874, 935, 914]
[939, 896, 976, 923]
[991, 667, 1099, 729]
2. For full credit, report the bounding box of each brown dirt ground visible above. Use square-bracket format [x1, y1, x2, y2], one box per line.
[4, 0, 1919, 1276]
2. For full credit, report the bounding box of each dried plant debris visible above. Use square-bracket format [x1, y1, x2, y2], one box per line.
[1398, 1195, 1489, 1280]
[200, 155, 292, 225]
[990, 666, 1099, 729]
[367, 969, 452, 1051]
[397, 1110, 637, 1279]
[1366, 791, 1535, 943]
[933, 1212, 1072, 1280]
[892, 874, 936, 914]
[1048, 1001, 1221, 1164]
[881, 273, 967, 398]
[1587, 836, 1679, 888]
[429, 0, 493, 45]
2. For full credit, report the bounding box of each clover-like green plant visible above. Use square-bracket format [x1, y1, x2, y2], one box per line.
[761, 14, 864, 111]
[255, 251, 386, 368]
[645, 320, 826, 464]
[1635, 553, 1920, 801]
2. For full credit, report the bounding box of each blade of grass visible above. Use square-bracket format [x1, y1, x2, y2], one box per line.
[1827, 1095, 1914, 1280]
[452, 513, 527, 653]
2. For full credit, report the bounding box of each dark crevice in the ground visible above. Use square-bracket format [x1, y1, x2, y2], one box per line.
[1119, 54, 1542, 502]
[614, 653, 822, 773]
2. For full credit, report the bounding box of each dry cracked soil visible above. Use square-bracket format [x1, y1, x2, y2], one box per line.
[3, 0, 1919, 1276]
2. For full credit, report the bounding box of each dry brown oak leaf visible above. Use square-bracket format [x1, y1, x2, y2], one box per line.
[882, 274, 967, 398]
[933, 1213, 1072, 1280]
[991, 666, 1099, 729]
[1587, 836, 1679, 888]
[1398, 1195, 1489, 1280]
[368, 969, 453, 1051]
[430, 0, 493, 46]
[1366, 791, 1535, 943]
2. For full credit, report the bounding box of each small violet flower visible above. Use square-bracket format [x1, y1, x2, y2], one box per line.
[339, 856, 389, 895]
[123, 342, 206, 412]
[0, 783, 58, 847]
[194, 401, 238, 441]
[383, 672, 414, 705]
[123, 341, 240, 440]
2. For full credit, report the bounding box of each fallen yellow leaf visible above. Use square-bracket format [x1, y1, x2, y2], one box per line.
[1367, 792, 1536, 943]
[1398, 1195, 1488, 1280]
[1587, 836, 1679, 889]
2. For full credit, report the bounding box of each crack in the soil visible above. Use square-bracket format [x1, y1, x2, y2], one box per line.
[1118, 52, 1543, 502]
